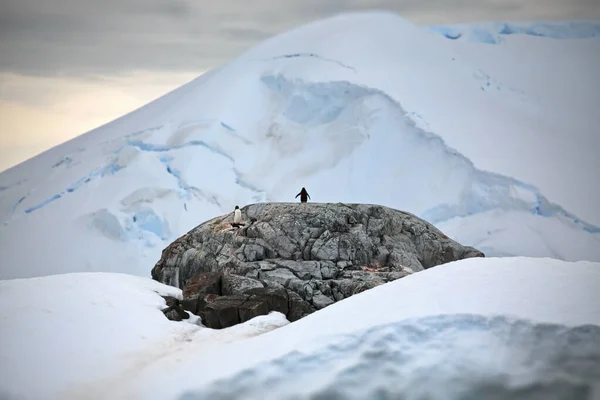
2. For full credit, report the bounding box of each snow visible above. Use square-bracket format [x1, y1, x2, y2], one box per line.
[0, 12, 599, 279]
[429, 20, 600, 43]
[438, 209, 600, 259]
[1, 257, 599, 400]
[188, 316, 600, 400]
[0, 13, 598, 400]
[0, 272, 289, 400]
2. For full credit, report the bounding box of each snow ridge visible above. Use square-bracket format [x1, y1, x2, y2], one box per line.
[261, 73, 600, 235]
[266, 53, 357, 71]
[23, 153, 125, 214]
[180, 314, 600, 400]
[430, 20, 600, 43]
[6, 131, 237, 218]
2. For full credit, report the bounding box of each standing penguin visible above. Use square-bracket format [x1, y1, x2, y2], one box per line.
[295, 187, 311, 203]
[233, 205, 242, 224]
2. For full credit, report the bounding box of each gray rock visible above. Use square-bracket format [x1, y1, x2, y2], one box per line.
[198, 287, 293, 329]
[238, 299, 270, 323]
[245, 287, 289, 316]
[181, 271, 223, 314]
[222, 273, 264, 295]
[312, 293, 335, 309]
[203, 295, 248, 329]
[152, 203, 484, 326]
[161, 296, 190, 321]
[163, 308, 184, 321]
[287, 290, 316, 321]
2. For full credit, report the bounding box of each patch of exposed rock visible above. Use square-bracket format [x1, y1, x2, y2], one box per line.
[161, 296, 190, 321]
[152, 203, 484, 328]
[174, 271, 312, 329]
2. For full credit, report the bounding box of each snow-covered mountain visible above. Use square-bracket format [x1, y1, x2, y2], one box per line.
[1, 11, 599, 280]
[1, 12, 600, 400]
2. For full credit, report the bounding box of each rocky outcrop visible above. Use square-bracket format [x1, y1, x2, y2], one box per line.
[161, 296, 190, 321]
[201, 285, 294, 329]
[153, 203, 484, 328]
[171, 270, 315, 328]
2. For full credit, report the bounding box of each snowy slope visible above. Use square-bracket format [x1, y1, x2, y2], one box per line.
[1, 257, 599, 399]
[1, 11, 600, 279]
[0, 272, 289, 400]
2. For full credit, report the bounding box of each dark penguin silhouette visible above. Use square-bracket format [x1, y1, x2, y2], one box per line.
[295, 187, 311, 203]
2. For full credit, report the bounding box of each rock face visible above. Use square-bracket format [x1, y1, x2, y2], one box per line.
[152, 203, 484, 328]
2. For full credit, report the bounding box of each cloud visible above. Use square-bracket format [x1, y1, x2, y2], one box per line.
[0, 70, 198, 172]
[1, 0, 599, 171]
[1, 0, 599, 77]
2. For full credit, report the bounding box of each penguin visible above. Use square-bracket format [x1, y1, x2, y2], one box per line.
[295, 187, 311, 203]
[233, 205, 242, 224]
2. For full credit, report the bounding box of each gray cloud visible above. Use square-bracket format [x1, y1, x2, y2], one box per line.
[1, 0, 599, 77]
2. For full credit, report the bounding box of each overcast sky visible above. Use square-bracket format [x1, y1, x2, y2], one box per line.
[1, 0, 599, 171]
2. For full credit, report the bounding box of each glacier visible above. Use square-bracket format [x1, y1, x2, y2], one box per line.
[430, 20, 600, 44]
[0, 11, 599, 279]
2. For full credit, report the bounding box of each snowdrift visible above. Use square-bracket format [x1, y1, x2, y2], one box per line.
[1, 12, 599, 280]
[190, 315, 600, 400]
[1, 257, 599, 400]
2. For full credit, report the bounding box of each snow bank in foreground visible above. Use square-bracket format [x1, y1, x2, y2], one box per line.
[1, 257, 598, 400]
[0, 273, 288, 400]
[184, 315, 600, 400]
[118, 257, 600, 400]
[0, 273, 184, 400]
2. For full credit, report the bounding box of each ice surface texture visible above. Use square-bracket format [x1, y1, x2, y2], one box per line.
[181, 314, 600, 400]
